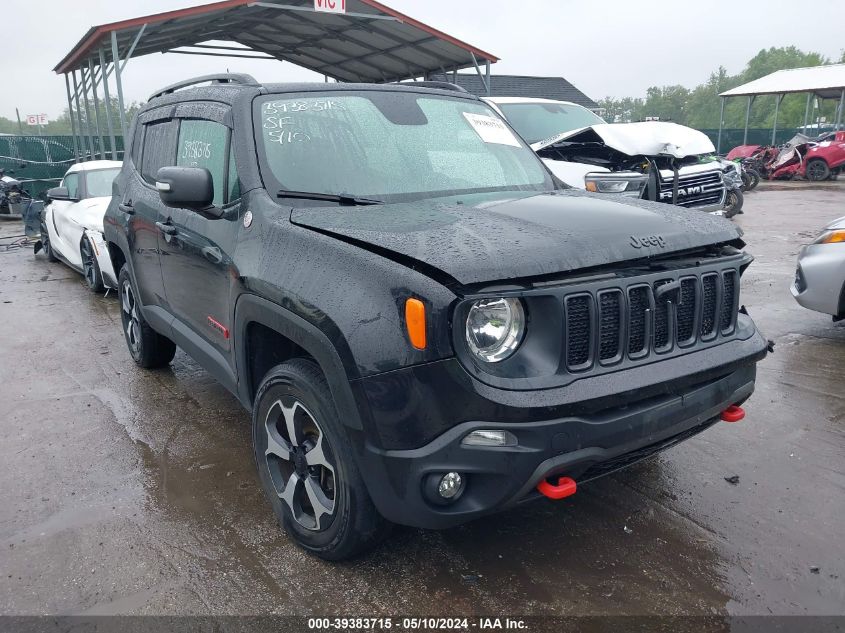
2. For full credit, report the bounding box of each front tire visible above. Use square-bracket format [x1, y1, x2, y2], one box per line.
[118, 265, 176, 368]
[40, 220, 58, 262]
[724, 188, 744, 218]
[81, 236, 104, 293]
[252, 358, 390, 560]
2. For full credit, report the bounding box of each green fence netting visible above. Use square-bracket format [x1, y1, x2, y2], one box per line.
[699, 128, 813, 153]
[0, 135, 124, 199]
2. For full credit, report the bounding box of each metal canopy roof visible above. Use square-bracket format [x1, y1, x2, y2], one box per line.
[54, 0, 499, 82]
[719, 63, 845, 99]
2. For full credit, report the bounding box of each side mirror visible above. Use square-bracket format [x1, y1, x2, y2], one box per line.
[156, 166, 220, 217]
[47, 186, 75, 201]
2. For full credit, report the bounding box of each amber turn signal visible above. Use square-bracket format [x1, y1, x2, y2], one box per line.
[405, 298, 426, 350]
[816, 230, 845, 244]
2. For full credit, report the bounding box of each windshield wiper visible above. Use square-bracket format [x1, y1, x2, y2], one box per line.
[277, 190, 384, 206]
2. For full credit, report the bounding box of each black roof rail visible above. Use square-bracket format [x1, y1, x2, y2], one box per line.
[149, 73, 260, 100]
[399, 81, 468, 93]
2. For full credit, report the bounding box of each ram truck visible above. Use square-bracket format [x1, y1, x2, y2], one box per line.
[486, 97, 728, 213]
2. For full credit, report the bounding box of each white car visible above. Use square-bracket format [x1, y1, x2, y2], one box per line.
[39, 160, 121, 292]
[484, 97, 727, 214]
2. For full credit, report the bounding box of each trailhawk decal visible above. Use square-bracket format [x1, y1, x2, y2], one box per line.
[207, 316, 230, 339]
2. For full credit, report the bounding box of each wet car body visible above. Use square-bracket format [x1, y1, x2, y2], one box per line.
[39, 160, 121, 291]
[792, 215, 845, 319]
[103, 78, 767, 556]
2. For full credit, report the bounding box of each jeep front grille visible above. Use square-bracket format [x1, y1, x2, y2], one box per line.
[563, 265, 739, 373]
[658, 170, 724, 208]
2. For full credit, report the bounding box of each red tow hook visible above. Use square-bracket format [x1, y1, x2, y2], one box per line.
[537, 476, 577, 500]
[721, 405, 746, 423]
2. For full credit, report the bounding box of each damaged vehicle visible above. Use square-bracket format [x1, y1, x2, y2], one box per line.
[37, 160, 121, 292]
[486, 97, 728, 213]
[104, 75, 768, 560]
[728, 131, 845, 181]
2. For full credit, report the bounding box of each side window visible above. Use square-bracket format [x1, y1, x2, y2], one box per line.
[227, 145, 240, 203]
[141, 120, 177, 184]
[177, 120, 228, 207]
[130, 122, 143, 165]
[62, 173, 80, 199]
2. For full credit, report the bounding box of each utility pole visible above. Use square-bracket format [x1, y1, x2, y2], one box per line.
[15, 108, 23, 135]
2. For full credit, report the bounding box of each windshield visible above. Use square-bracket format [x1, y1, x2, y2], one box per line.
[255, 92, 552, 202]
[497, 102, 605, 144]
[84, 168, 120, 198]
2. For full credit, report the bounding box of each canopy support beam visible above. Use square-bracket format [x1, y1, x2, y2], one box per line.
[87, 57, 106, 160]
[111, 30, 130, 137]
[771, 93, 784, 145]
[79, 67, 97, 160]
[743, 96, 755, 145]
[63, 74, 80, 163]
[470, 52, 490, 96]
[838, 88, 844, 131]
[98, 47, 118, 161]
[803, 93, 812, 134]
[717, 97, 725, 154]
[70, 71, 88, 160]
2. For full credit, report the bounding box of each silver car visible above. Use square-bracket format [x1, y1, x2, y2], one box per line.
[791, 215, 845, 320]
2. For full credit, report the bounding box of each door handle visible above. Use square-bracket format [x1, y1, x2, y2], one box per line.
[156, 221, 178, 235]
[119, 202, 135, 215]
[202, 246, 223, 265]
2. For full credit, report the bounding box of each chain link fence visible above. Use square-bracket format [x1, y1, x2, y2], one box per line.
[698, 128, 816, 153]
[0, 135, 124, 199]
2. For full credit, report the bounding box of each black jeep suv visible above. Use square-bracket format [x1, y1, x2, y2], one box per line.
[104, 74, 768, 559]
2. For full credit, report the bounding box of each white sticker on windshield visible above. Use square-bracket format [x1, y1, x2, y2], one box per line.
[462, 112, 521, 147]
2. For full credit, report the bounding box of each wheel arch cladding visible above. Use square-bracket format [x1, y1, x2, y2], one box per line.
[234, 293, 365, 430]
[106, 241, 127, 278]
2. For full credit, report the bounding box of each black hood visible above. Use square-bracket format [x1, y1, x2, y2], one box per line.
[290, 190, 742, 286]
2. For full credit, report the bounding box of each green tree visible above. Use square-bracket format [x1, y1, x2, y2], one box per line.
[602, 46, 836, 131]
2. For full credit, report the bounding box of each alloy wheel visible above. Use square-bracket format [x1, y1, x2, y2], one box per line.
[120, 279, 141, 356]
[263, 397, 336, 531]
[81, 238, 96, 287]
[806, 160, 829, 181]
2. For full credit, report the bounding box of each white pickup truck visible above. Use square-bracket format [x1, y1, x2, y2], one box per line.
[485, 97, 727, 213]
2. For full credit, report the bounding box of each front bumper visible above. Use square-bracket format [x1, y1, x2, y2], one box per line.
[791, 243, 845, 317]
[353, 328, 768, 529]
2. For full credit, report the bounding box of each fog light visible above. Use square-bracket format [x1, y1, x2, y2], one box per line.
[438, 472, 464, 499]
[461, 429, 517, 447]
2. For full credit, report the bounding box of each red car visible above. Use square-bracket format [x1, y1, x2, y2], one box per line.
[803, 131, 845, 180]
[727, 131, 845, 181]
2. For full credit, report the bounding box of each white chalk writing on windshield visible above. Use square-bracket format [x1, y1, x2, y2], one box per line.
[262, 100, 344, 114]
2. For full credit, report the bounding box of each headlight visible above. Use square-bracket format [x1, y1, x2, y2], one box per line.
[813, 229, 845, 244]
[584, 172, 648, 197]
[465, 297, 525, 363]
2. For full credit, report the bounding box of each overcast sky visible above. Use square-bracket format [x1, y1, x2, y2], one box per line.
[3, 0, 843, 121]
